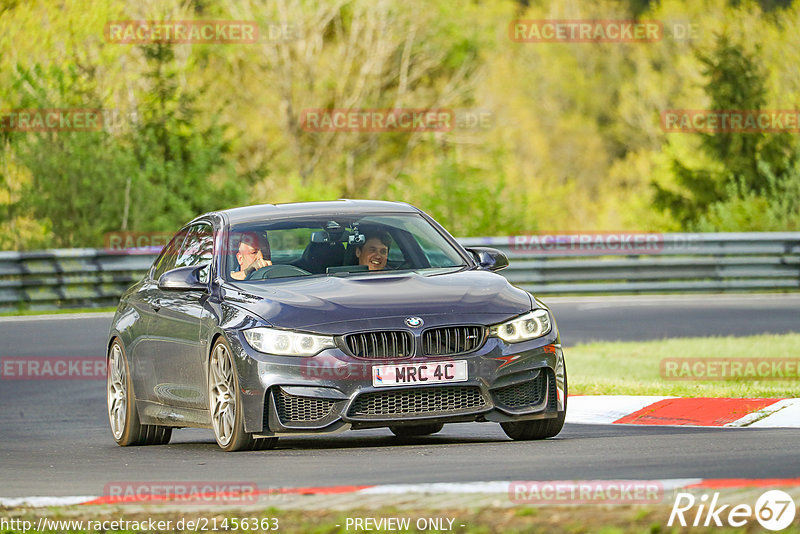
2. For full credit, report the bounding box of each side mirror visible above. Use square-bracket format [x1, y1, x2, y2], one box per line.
[466, 247, 509, 272]
[158, 264, 209, 291]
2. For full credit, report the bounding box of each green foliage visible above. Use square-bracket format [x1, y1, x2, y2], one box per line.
[6, 45, 245, 247]
[1, 0, 800, 250]
[123, 42, 245, 233]
[696, 159, 800, 230]
[8, 63, 133, 247]
[393, 147, 520, 237]
[653, 31, 800, 230]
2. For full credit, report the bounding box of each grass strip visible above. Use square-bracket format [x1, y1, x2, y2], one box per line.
[568, 333, 800, 397]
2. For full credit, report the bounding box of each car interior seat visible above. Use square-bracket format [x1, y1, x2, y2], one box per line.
[296, 242, 345, 274]
[342, 243, 359, 266]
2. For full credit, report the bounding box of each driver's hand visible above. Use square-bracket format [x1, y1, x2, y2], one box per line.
[244, 255, 272, 277]
[250, 258, 272, 271]
[242, 251, 272, 272]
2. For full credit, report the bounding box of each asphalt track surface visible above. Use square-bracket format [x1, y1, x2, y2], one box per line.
[1, 294, 799, 498]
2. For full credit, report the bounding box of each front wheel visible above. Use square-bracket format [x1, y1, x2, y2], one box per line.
[107, 339, 172, 446]
[501, 370, 567, 441]
[501, 413, 565, 441]
[208, 338, 277, 452]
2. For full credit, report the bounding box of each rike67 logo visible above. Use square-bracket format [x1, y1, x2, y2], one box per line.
[669, 490, 796, 530]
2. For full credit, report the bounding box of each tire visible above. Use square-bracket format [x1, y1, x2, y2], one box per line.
[107, 339, 172, 446]
[501, 369, 568, 441]
[208, 338, 277, 452]
[390, 423, 444, 437]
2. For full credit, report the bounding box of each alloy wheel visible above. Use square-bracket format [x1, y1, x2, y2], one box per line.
[209, 343, 236, 447]
[107, 343, 127, 440]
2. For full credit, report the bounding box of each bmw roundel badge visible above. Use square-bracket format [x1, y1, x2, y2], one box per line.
[405, 316, 424, 328]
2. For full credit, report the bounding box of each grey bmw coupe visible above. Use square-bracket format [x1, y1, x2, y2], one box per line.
[107, 200, 567, 451]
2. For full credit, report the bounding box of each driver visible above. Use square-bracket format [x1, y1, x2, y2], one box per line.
[230, 232, 272, 280]
[355, 231, 390, 271]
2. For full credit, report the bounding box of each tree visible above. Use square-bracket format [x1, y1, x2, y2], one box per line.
[9, 64, 134, 247]
[122, 42, 246, 233]
[8, 43, 247, 247]
[653, 33, 797, 228]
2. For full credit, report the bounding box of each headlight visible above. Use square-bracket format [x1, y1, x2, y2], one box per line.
[490, 309, 551, 343]
[243, 327, 335, 357]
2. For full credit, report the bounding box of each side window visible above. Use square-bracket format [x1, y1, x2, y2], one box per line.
[416, 234, 452, 267]
[386, 234, 405, 264]
[151, 229, 188, 280]
[261, 227, 310, 264]
[174, 224, 214, 270]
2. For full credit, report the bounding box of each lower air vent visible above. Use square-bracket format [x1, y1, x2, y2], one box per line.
[273, 388, 337, 424]
[347, 386, 488, 419]
[493, 372, 547, 409]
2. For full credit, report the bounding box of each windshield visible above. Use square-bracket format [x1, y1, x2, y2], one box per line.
[225, 213, 468, 281]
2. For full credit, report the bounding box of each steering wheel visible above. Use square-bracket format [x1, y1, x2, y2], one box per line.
[247, 264, 311, 280]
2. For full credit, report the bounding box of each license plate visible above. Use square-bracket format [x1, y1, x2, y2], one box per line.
[372, 360, 468, 387]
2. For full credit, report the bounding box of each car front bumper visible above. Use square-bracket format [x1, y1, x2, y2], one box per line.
[227, 329, 567, 436]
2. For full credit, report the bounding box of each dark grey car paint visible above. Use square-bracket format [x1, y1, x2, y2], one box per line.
[108, 200, 566, 438]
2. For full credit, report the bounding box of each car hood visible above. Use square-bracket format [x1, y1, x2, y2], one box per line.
[224, 269, 533, 334]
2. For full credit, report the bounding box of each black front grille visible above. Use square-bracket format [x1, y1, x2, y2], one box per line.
[274, 388, 336, 423]
[347, 386, 488, 418]
[493, 372, 547, 409]
[344, 331, 414, 359]
[422, 326, 485, 356]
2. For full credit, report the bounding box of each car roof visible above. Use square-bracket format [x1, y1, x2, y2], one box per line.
[211, 199, 421, 225]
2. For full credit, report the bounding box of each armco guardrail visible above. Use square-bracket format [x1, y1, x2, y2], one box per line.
[460, 232, 800, 295]
[0, 232, 798, 311]
[0, 249, 155, 311]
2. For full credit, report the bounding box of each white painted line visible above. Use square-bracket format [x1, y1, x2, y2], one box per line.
[0, 478, 791, 508]
[358, 479, 706, 496]
[540, 294, 800, 305]
[725, 399, 796, 427]
[0, 312, 114, 323]
[359, 482, 511, 494]
[659, 478, 704, 490]
[747, 399, 800, 428]
[0, 496, 97, 507]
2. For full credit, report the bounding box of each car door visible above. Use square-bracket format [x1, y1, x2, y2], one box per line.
[144, 223, 214, 410]
[130, 228, 187, 405]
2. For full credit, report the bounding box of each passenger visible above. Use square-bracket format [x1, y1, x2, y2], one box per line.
[230, 232, 272, 280]
[355, 231, 390, 271]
